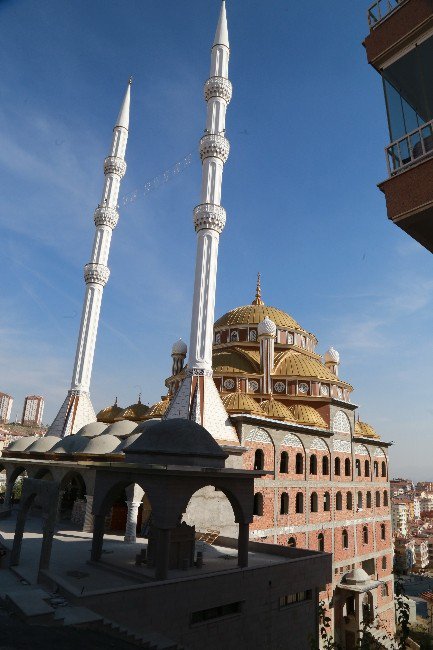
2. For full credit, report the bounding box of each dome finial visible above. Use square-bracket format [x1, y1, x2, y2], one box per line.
[252, 272, 264, 305]
[114, 397, 118, 406]
[138, 392, 142, 404]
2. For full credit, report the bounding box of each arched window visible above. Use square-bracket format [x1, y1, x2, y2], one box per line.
[295, 453, 303, 475]
[309, 454, 317, 475]
[324, 492, 330, 512]
[356, 459, 361, 476]
[295, 492, 304, 514]
[383, 490, 389, 506]
[381, 583, 388, 597]
[254, 449, 264, 471]
[230, 331, 239, 342]
[381, 523, 386, 540]
[374, 461, 379, 477]
[336, 491, 342, 511]
[215, 332, 221, 344]
[335, 457, 341, 476]
[322, 456, 329, 476]
[280, 492, 289, 515]
[318, 533, 324, 552]
[310, 492, 318, 513]
[364, 459, 370, 477]
[366, 491, 372, 508]
[253, 492, 263, 516]
[382, 556, 387, 570]
[280, 451, 289, 474]
[288, 537, 296, 548]
[342, 529, 348, 549]
[381, 461, 386, 478]
[357, 491, 363, 510]
[346, 491, 353, 510]
[344, 458, 351, 476]
[363, 525, 369, 544]
[376, 491, 381, 508]
[249, 330, 257, 342]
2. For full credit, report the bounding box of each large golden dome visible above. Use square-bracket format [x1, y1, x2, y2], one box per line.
[96, 399, 124, 424]
[355, 420, 380, 439]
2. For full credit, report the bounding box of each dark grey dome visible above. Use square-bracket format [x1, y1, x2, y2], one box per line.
[76, 422, 107, 438]
[125, 418, 228, 468]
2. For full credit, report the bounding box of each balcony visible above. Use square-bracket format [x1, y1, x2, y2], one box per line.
[386, 118, 433, 175]
[367, 0, 404, 28]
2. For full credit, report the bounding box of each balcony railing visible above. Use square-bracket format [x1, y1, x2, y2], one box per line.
[367, 0, 405, 28]
[386, 119, 433, 175]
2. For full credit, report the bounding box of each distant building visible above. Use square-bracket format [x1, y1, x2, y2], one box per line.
[417, 482, 433, 493]
[390, 478, 414, 496]
[21, 396, 44, 427]
[419, 493, 433, 513]
[413, 538, 429, 572]
[392, 501, 409, 536]
[394, 536, 415, 574]
[0, 393, 13, 424]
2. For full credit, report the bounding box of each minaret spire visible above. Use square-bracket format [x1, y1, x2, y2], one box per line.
[165, 2, 238, 444]
[48, 80, 131, 437]
[252, 272, 264, 305]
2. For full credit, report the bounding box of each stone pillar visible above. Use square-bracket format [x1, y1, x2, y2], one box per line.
[10, 507, 26, 567]
[124, 500, 141, 543]
[238, 522, 249, 568]
[2, 481, 13, 512]
[82, 494, 94, 533]
[38, 518, 55, 574]
[91, 513, 105, 561]
[155, 528, 171, 581]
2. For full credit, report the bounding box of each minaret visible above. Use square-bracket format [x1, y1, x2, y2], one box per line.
[165, 2, 238, 444]
[48, 80, 131, 437]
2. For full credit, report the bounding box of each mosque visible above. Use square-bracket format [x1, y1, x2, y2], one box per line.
[0, 2, 395, 647]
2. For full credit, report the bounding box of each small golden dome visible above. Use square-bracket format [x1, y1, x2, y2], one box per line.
[222, 392, 264, 415]
[290, 404, 327, 428]
[260, 398, 297, 422]
[274, 351, 346, 383]
[96, 399, 124, 424]
[142, 397, 170, 420]
[213, 349, 258, 374]
[117, 396, 150, 422]
[355, 420, 380, 439]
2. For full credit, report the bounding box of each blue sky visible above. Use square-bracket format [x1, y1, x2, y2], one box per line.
[1, 0, 433, 480]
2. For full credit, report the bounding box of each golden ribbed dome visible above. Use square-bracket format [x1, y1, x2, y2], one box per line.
[213, 349, 258, 374]
[117, 397, 150, 422]
[96, 399, 124, 424]
[290, 404, 327, 428]
[215, 304, 304, 331]
[355, 420, 380, 439]
[260, 398, 297, 422]
[142, 398, 170, 420]
[274, 351, 343, 383]
[222, 392, 264, 415]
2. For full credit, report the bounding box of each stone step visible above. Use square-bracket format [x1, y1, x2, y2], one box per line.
[4, 588, 55, 624]
[54, 605, 103, 627]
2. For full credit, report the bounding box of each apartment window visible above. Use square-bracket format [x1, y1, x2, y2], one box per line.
[279, 590, 311, 608]
[295, 453, 303, 475]
[364, 460, 370, 477]
[295, 492, 304, 514]
[309, 454, 317, 475]
[318, 533, 324, 552]
[381, 524, 386, 540]
[363, 526, 369, 545]
[356, 459, 361, 477]
[335, 457, 341, 476]
[280, 451, 289, 474]
[310, 492, 318, 513]
[254, 449, 264, 470]
[288, 537, 296, 548]
[366, 491, 372, 508]
[342, 529, 349, 549]
[346, 492, 353, 510]
[324, 492, 330, 512]
[344, 458, 351, 477]
[190, 601, 242, 625]
[336, 492, 342, 511]
[322, 456, 329, 475]
[253, 492, 263, 516]
[280, 492, 289, 515]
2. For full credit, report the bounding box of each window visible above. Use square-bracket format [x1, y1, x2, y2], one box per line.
[253, 492, 263, 516]
[381, 461, 386, 478]
[295, 492, 304, 514]
[324, 492, 330, 512]
[381, 583, 388, 598]
[310, 492, 318, 513]
[346, 492, 353, 510]
[215, 332, 221, 344]
[344, 458, 351, 476]
[363, 526, 369, 545]
[249, 330, 257, 342]
[364, 460, 370, 477]
[356, 459, 361, 477]
[230, 331, 239, 342]
[280, 492, 289, 515]
[374, 461, 379, 477]
[342, 529, 348, 549]
[381, 524, 386, 541]
[254, 449, 264, 470]
[309, 454, 317, 475]
[336, 492, 342, 511]
[279, 590, 311, 608]
[357, 492, 363, 510]
[376, 491, 381, 508]
[190, 601, 241, 625]
[384, 490, 389, 506]
[280, 451, 289, 474]
[318, 533, 324, 552]
[295, 453, 303, 475]
[366, 491, 372, 508]
[382, 556, 387, 570]
[322, 456, 329, 476]
[288, 536, 296, 548]
[335, 457, 341, 476]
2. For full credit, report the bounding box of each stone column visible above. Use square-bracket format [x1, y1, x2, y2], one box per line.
[82, 494, 94, 532]
[238, 522, 249, 568]
[10, 507, 26, 566]
[90, 513, 105, 561]
[2, 481, 13, 512]
[124, 500, 141, 543]
[155, 528, 171, 581]
[38, 518, 55, 574]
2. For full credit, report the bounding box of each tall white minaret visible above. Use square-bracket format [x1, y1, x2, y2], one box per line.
[165, 2, 238, 444]
[48, 80, 131, 437]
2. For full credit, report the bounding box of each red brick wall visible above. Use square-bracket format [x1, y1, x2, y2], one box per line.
[244, 441, 274, 472]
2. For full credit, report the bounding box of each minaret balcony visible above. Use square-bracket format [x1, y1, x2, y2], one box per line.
[84, 263, 110, 286]
[193, 203, 226, 233]
[93, 205, 119, 229]
[199, 134, 230, 163]
[204, 76, 232, 104]
[104, 156, 127, 177]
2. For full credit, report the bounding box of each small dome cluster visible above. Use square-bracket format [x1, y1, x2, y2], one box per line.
[221, 392, 327, 428]
[96, 396, 169, 424]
